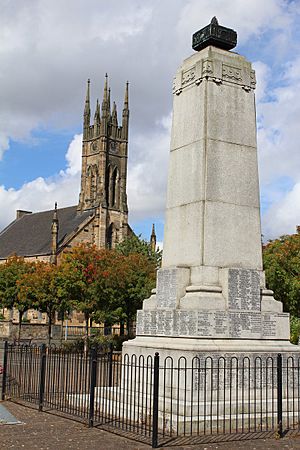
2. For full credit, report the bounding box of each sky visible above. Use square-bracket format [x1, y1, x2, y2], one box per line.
[0, 0, 299, 245]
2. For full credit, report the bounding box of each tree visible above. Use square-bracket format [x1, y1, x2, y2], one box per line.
[59, 244, 101, 341]
[263, 228, 300, 317]
[116, 234, 162, 268]
[0, 256, 35, 340]
[18, 262, 61, 344]
[60, 243, 157, 338]
[94, 250, 156, 335]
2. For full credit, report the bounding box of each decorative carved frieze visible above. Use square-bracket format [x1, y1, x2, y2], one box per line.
[182, 67, 196, 87]
[250, 70, 256, 88]
[222, 64, 243, 83]
[174, 60, 255, 95]
[202, 59, 213, 77]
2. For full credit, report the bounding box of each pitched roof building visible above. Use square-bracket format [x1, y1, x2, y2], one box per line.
[0, 76, 132, 263]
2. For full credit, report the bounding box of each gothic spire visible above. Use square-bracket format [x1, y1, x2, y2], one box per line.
[102, 73, 108, 110]
[101, 74, 109, 135]
[124, 81, 129, 110]
[84, 79, 90, 112]
[50, 202, 59, 264]
[108, 87, 111, 116]
[122, 81, 129, 140]
[94, 99, 100, 121]
[112, 101, 117, 123]
[83, 79, 91, 140]
[150, 223, 156, 252]
[94, 98, 100, 136]
[111, 101, 118, 138]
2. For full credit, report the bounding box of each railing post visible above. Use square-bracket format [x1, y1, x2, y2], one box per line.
[38, 344, 47, 412]
[276, 353, 283, 438]
[152, 352, 160, 449]
[1, 341, 8, 401]
[108, 343, 113, 388]
[88, 347, 97, 427]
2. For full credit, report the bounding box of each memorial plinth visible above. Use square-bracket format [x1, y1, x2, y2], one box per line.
[123, 20, 299, 360]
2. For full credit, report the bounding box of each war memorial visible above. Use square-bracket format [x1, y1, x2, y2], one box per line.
[124, 17, 297, 359]
[2, 18, 300, 448]
[121, 17, 300, 440]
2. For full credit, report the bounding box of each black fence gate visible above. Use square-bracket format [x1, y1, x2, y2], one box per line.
[2, 342, 300, 448]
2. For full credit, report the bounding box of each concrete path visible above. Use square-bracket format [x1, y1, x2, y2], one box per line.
[0, 403, 21, 424]
[1, 402, 300, 449]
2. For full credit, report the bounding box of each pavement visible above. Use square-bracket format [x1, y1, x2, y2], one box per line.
[2, 401, 300, 449]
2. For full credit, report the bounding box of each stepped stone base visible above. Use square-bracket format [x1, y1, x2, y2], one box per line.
[124, 336, 300, 356]
[132, 266, 295, 352]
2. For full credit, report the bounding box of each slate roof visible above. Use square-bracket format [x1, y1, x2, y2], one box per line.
[0, 205, 94, 259]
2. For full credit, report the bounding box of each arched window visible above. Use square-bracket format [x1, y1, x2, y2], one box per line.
[107, 223, 114, 249]
[105, 165, 111, 205]
[91, 165, 98, 203]
[86, 165, 92, 201]
[111, 167, 118, 207]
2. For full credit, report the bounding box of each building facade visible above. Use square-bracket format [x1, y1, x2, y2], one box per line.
[0, 75, 132, 264]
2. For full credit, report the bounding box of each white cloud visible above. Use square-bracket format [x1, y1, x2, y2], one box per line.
[0, 120, 170, 230]
[177, 0, 293, 46]
[262, 182, 300, 238]
[0, 0, 300, 241]
[254, 55, 300, 239]
[128, 114, 171, 222]
[64, 134, 83, 176]
[0, 134, 81, 230]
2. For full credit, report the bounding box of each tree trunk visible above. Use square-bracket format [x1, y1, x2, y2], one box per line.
[18, 310, 23, 342]
[48, 311, 52, 346]
[84, 313, 89, 355]
[60, 312, 64, 345]
[126, 317, 131, 337]
[120, 321, 125, 336]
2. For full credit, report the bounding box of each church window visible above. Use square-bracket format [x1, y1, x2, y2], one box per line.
[105, 165, 111, 205]
[107, 223, 114, 249]
[111, 167, 118, 207]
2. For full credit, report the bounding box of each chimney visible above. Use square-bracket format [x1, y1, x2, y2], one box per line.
[16, 210, 32, 219]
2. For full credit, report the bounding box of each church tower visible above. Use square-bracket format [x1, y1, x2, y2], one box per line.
[78, 75, 130, 249]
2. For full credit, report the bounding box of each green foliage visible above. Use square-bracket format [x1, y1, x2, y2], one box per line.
[0, 256, 36, 340]
[61, 334, 129, 352]
[263, 229, 300, 317]
[59, 244, 106, 334]
[0, 243, 157, 343]
[93, 249, 156, 330]
[0, 256, 35, 312]
[116, 234, 162, 268]
[290, 316, 300, 345]
[58, 243, 156, 336]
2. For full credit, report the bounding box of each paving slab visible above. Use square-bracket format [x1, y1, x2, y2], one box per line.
[1, 402, 300, 449]
[0, 403, 22, 424]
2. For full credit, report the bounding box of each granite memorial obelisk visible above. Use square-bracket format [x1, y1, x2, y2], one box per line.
[124, 17, 298, 359]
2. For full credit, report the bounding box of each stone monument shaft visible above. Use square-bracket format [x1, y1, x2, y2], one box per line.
[163, 46, 262, 274]
[124, 18, 295, 355]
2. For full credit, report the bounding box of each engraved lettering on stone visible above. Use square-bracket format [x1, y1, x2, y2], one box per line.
[214, 311, 228, 335]
[228, 269, 260, 311]
[193, 353, 283, 392]
[156, 310, 173, 335]
[229, 311, 261, 338]
[182, 67, 196, 87]
[262, 313, 277, 338]
[137, 308, 288, 340]
[157, 269, 177, 308]
[196, 311, 213, 336]
[222, 64, 243, 83]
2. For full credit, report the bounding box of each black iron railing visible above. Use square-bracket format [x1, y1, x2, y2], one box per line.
[2, 343, 300, 447]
